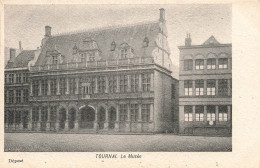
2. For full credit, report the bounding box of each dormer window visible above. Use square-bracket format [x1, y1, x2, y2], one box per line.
[120, 49, 127, 59]
[81, 53, 86, 62]
[89, 52, 95, 61]
[143, 37, 149, 47]
[52, 55, 58, 64]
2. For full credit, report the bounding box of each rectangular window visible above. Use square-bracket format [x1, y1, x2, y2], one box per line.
[80, 53, 86, 62]
[184, 59, 193, 71]
[195, 59, 204, 70]
[90, 77, 96, 94]
[141, 104, 150, 122]
[98, 76, 105, 93]
[218, 79, 228, 96]
[142, 73, 151, 92]
[16, 73, 21, 83]
[60, 78, 67, 95]
[131, 74, 139, 92]
[219, 105, 228, 121]
[50, 79, 57, 95]
[207, 79, 216, 96]
[41, 107, 48, 122]
[32, 80, 39, 96]
[195, 80, 204, 96]
[89, 52, 95, 61]
[16, 89, 21, 103]
[15, 111, 22, 124]
[9, 74, 14, 84]
[120, 49, 127, 59]
[50, 106, 57, 122]
[184, 105, 192, 121]
[41, 79, 48, 96]
[219, 58, 228, 69]
[119, 104, 127, 121]
[32, 107, 39, 122]
[23, 73, 29, 83]
[120, 75, 128, 93]
[70, 78, 76, 95]
[207, 105, 216, 121]
[184, 80, 193, 96]
[5, 74, 8, 84]
[195, 105, 204, 121]
[52, 55, 58, 64]
[130, 104, 139, 122]
[207, 59, 216, 69]
[109, 76, 117, 93]
[23, 89, 29, 103]
[9, 90, 14, 103]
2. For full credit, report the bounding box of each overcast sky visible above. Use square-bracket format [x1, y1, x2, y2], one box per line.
[4, 4, 231, 76]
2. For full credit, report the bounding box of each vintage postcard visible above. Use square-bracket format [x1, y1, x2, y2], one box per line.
[0, 1, 259, 168]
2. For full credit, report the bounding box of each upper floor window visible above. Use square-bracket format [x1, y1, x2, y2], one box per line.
[207, 105, 216, 121]
[219, 105, 228, 121]
[41, 79, 48, 96]
[23, 73, 29, 83]
[50, 79, 57, 95]
[70, 78, 76, 95]
[218, 79, 228, 96]
[89, 52, 95, 62]
[207, 79, 216, 96]
[219, 58, 228, 69]
[41, 107, 48, 122]
[120, 49, 127, 59]
[120, 75, 128, 93]
[16, 89, 21, 103]
[141, 104, 150, 122]
[9, 90, 14, 103]
[109, 76, 117, 93]
[60, 78, 67, 95]
[52, 55, 58, 64]
[184, 80, 192, 96]
[195, 59, 204, 70]
[32, 107, 39, 122]
[9, 74, 14, 84]
[142, 73, 151, 92]
[130, 104, 139, 121]
[32, 80, 39, 96]
[195, 80, 204, 96]
[119, 104, 127, 121]
[81, 53, 86, 62]
[195, 105, 204, 121]
[16, 73, 21, 83]
[23, 89, 29, 103]
[98, 76, 105, 93]
[184, 59, 193, 71]
[184, 105, 192, 121]
[50, 106, 57, 122]
[131, 74, 139, 92]
[207, 59, 216, 69]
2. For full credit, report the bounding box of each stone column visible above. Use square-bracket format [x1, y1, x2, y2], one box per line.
[192, 80, 195, 96]
[127, 75, 131, 92]
[228, 79, 231, 96]
[116, 75, 120, 93]
[104, 107, 109, 130]
[204, 106, 207, 123]
[55, 109, 60, 131]
[216, 58, 219, 69]
[139, 74, 142, 92]
[39, 80, 42, 96]
[228, 58, 232, 70]
[37, 107, 41, 131]
[47, 106, 51, 131]
[57, 78, 60, 95]
[215, 79, 218, 96]
[227, 105, 231, 121]
[94, 77, 98, 94]
[28, 108, 32, 131]
[204, 59, 207, 70]
[19, 111, 23, 131]
[30, 81, 33, 96]
[192, 105, 196, 122]
[150, 73, 154, 91]
[66, 78, 70, 95]
[192, 59, 195, 70]
[204, 80, 207, 96]
[216, 105, 219, 122]
[47, 79, 51, 95]
[21, 89, 24, 103]
[5, 110, 8, 129]
[75, 78, 79, 94]
[105, 76, 109, 93]
[65, 106, 69, 131]
[94, 105, 98, 130]
[114, 103, 120, 131]
[137, 103, 142, 132]
[125, 104, 131, 132]
[74, 109, 79, 131]
[150, 104, 154, 121]
[13, 90, 16, 104]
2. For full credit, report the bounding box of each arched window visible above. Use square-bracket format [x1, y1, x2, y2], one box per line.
[143, 37, 149, 47]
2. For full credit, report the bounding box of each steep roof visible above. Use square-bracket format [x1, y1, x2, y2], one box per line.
[35, 21, 160, 65]
[202, 35, 220, 45]
[5, 50, 35, 69]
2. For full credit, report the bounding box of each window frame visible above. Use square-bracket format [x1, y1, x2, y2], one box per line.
[207, 105, 216, 121]
[184, 105, 193, 122]
[184, 59, 193, 71]
[218, 58, 228, 69]
[195, 59, 204, 70]
[207, 58, 216, 70]
[130, 104, 139, 122]
[141, 104, 150, 122]
[207, 79, 216, 96]
[195, 80, 204, 96]
[195, 105, 204, 121]
[184, 80, 193, 96]
[142, 73, 151, 92]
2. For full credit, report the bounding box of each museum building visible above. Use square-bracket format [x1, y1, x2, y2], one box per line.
[178, 35, 232, 135]
[4, 9, 179, 133]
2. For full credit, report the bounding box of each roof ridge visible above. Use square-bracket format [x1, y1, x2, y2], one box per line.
[53, 20, 159, 37]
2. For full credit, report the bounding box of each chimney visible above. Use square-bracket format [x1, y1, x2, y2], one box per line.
[9, 48, 16, 62]
[159, 8, 165, 22]
[19, 41, 22, 50]
[185, 33, 192, 46]
[45, 25, 52, 37]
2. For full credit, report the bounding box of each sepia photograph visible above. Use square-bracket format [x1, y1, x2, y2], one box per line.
[3, 4, 233, 152]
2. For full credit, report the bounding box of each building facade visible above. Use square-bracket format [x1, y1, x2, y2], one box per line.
[178, 35, 232, 136]
[4, 9, 179, 133]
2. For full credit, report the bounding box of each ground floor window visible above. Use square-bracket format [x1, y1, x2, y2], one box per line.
[207, 105, 216, 121]
[50, 106, 57, 121]
[184, 105, 192, 121]
[32, 107, 39, 122]
[195, 105, 204, 121]
[219, 105, 228, 121]
[41, 107, 48, 122]
[130, 104, 138, 121]
[141, 104, 150, 122]
[119, 104, 127, 121]
[15, 111, 22, 124]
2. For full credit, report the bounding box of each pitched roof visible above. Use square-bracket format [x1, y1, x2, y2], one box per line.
[5, 50, 35, 69]
[202, 35, 220, 45]
[35, 21, 160, 65]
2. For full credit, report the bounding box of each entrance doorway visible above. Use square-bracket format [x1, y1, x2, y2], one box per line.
[59, 108, 66, 130]
[80, 106, 95, 129]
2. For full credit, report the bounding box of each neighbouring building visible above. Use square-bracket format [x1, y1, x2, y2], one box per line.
[4, 9, 179, 133]
[178, 34, 232, 136]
